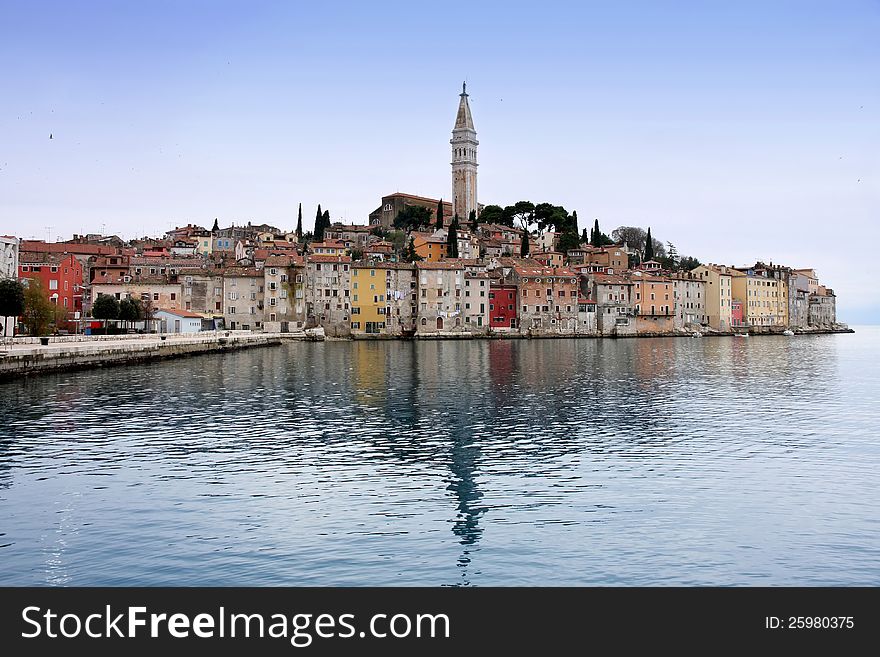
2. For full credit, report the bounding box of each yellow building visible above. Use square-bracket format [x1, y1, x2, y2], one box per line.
[693, 264, 733, 330]
[351, 265, 388, 334]
[412, 234, 448, 262]
[732, 268, 788, 327]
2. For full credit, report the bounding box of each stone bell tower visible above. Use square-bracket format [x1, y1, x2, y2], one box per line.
[451, 82, 478, 220]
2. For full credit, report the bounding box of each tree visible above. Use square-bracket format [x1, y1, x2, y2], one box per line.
[581, 228, 589, 244]
[612, 226, 647, 251]
[141, 296, 156, 332]
[478, 204, 504, 226]
[436, 199, 444, 229]
[402, 237, 423, 262]
[504, 201, 535, 232]
[386, 229, 407, 253]
[211, 218, 219, 232]
[349, 248, 364, 261]
[678, 255, 702, 271]
[314, 204, 324, 241]
[644, 227, 654, 261]
[591, 219, 601, 246]
[468, 209, 477, 232]
[21, 278, 55, 336]
[92, 293, 120, 332]
[295, 203, 303, 238]
[447, 215, 460, 258]
[393, 205, 433, 231]
[118, 297, 143, 331]
[0, 278, 25, 338]
[520, 229, 530, 256]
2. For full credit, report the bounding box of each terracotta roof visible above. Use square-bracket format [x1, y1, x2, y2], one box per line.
[222, 267, 263, 277]
[415, 261, 464, 270]
[156, 308, 204, 318]
[307, 255, 352, 264]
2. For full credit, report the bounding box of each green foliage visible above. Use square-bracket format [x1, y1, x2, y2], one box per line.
[402, 237, 423, 262]
[349, 248, 364, 261]
[468, 209, 477, 231]
[22, 278, 55, 335]
[0, 278, 26, 325]
[295, 203, 303, 238]
[92, 293, 120, 321]
[477, 204, 504, 225]
[211, 218, 219, 232]
[520, 230, 530, 256]
[678, 255, 702, 271]
[393, 205, 433, 231]
[581, 228, 589, 244]
[447, 216, 460, 258]
[644, 227, 654, 261]
[504, 201, 536, 230]
[386, 230, 407, 253]
[436, 199, 444, 229]
[118, 297, 143, 323]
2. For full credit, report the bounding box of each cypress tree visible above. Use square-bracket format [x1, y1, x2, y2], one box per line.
[436, 199, 444, 229]
[468, 209, 477, 232]
[447, 215, 459, 258]
[644, 227, 654, 261]
[295, 203, 303, 238]
[211, 217, 219, 232]
[520, 229, 530, 256]
[581, 227, 589, 244]
[591, 218, 601, 247]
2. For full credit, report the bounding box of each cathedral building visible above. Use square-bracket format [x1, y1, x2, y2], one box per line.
[370, 84, 480, 228]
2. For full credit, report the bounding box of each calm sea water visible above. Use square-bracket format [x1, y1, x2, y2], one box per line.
[1, 329, 878, 586]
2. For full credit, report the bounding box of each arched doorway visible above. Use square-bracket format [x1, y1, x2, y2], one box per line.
[436, 317, 444, 330]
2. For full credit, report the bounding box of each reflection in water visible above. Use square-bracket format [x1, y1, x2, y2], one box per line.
[1, 331, 879, 586]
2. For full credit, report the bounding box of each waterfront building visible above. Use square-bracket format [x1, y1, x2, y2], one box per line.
[582, 244, 628, 273]
[415, 261, 465, 333]
[488, 281, 518, 331]
[178, 269, 225, 315]
[91, 278, 183, 312]
[90, 254, 131, 283]
[263, 254, 303, 333]
[351, 262, 416, 335]
[462, 271, 491, 332]
[304, 255, 352, 337]
[731, 265, 788, 327]
[1, 235, 20, 336]
[631, 273, 675, 334]
[154, 308, 205, 333]
[511, 264, 579, 334]
[590, 273, 636, 336]
[808, 286, 837, 327]
[20, 252, 84, 327]
[576, 293, 598, 334]
[670, 272, 706, 329]
[222, 267, 264, 331]
[693, 264, 733, 331]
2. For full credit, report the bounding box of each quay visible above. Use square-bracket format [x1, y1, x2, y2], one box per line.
[0, 331, 293, 380]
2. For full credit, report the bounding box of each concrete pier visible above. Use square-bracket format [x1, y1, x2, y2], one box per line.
[0, 332, 283, 380]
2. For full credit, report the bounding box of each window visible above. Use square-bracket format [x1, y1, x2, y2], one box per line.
[351, 322, 361, 329]
[49, 280, 58, 290]
[153, 293, 159, 301]
[269, 297, 277, 306]
[228, 307, 236, 314]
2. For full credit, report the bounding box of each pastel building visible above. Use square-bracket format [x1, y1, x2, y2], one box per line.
[693, 264, 733, 331]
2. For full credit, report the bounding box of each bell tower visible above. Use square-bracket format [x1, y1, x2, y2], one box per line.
[451, 82, 478, 220]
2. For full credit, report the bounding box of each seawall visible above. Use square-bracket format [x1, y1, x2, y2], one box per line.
[0, 332, 283, 380]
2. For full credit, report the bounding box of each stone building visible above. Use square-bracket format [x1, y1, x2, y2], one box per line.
[462, 271, 490, 332]
[222, 268, 264, 331]
[631, 273, 675, 334]
[263, 254, 304, 333]
[590, 273, 636, 336]
[808, 288, 837, 327]
[304, 255, 352, 337]
[0, 235, 20, 336]
[179, 268, 224, 315]
[351, 262, 416, 336]
[415, 261, 466, 334]
[369, 193, 453, 230]
[511, 264, 579, 334]
[670, 272, 706, 329]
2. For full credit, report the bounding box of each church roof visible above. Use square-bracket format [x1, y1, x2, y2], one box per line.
[454, 83, 474, 131]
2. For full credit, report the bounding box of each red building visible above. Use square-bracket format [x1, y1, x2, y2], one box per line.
[489, 283, 518, 329]
[731, 300, 744, 327]
[19, 253, 84, 327]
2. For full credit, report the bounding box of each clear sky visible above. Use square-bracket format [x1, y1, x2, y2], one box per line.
[1, 1, 878, 321]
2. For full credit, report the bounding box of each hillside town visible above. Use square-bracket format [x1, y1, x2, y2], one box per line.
[0, 85, 840, 339]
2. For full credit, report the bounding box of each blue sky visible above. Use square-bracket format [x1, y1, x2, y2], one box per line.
[1, 1, 878, 321]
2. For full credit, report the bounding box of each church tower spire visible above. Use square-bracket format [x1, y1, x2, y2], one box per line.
[451, 82, 478, 220]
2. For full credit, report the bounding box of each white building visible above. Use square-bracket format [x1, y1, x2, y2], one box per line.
[1, 235, 20, 336]
[155, 309, 204, 333]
